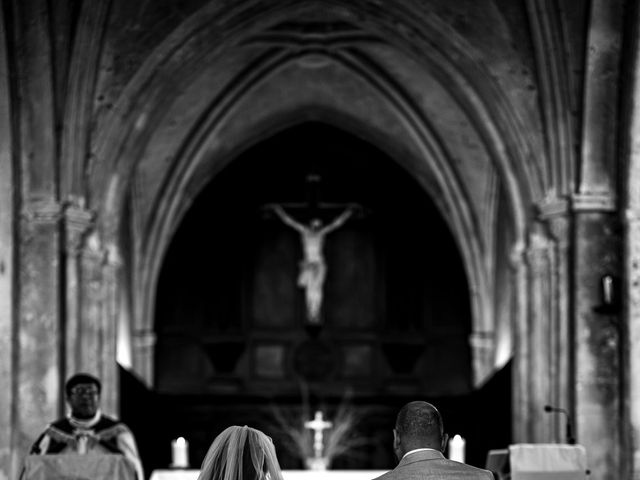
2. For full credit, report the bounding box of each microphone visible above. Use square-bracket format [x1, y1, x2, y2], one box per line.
[544, 405, 576, 444]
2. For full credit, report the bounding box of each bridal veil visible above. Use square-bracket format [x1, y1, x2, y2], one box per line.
[198, 426, 284, 480]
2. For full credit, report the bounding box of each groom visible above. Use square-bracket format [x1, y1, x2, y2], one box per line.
[374, 401, 493, 480]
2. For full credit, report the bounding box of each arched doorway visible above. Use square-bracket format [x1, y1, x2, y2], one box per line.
[125, 122, 511, 471]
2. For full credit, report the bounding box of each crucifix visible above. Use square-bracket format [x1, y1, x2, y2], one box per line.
[304, 410, 333, 461]
[265, 172, 362, 325]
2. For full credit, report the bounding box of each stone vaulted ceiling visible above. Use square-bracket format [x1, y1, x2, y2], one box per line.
[70, 0, 584, 387]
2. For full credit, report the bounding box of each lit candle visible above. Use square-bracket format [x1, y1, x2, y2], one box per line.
[171, 437, 189, 468]
[448, 434, 466, 463]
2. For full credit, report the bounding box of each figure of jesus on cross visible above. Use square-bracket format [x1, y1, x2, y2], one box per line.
[270, 204, 354, 325]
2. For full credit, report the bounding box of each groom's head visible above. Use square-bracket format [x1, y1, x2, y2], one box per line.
[393, 401, 448, 459]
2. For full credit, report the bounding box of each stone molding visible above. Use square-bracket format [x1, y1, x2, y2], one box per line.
[21, 200, 63, 224]
[571, 192, 617, 212]
[468, 331, 495, 349]
[132, 330, 157, 348]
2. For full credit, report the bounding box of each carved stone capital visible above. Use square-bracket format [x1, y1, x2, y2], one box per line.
[536, 198, 571, 246]
[63, 205, 95, 254]
[537, 195, 570, 219]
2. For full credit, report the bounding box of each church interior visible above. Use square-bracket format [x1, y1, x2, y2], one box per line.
[1, 1, 639, 480]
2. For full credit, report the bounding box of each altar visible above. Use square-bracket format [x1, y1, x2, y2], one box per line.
[149, 470, 389, 480]
[22, 454, 137, 480]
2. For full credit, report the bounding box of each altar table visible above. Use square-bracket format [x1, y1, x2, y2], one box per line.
[509, 444, 588, 480]
[22, 453, 137, 480]
[150, 469, 389, 480]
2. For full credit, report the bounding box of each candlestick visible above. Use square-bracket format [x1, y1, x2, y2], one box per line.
[448, 434, 465, 463]
[171, 437, 189, 468]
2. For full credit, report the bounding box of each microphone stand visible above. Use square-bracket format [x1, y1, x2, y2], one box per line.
[543, 405, 576, 445]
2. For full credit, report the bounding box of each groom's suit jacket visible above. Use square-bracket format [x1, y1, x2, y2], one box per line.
[374, 449, 494, 480]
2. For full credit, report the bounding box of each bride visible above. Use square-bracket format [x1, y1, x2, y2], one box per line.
[198, 426, 284, 480]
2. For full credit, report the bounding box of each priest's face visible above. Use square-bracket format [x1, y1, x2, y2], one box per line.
[67, 382, 100, 419]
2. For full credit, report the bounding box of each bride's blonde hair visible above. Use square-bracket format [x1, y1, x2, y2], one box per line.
[198, 426, 284, 480]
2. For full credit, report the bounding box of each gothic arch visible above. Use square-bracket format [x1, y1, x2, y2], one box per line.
[88, 0, 540, 394]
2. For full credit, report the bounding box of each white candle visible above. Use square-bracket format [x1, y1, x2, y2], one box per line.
[77, 435, 88, 455]
[602, 275, 613, 305]
[448, 434, 466, 463]
[171, 437, 189, 468]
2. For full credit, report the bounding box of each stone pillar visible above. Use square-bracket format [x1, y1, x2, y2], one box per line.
[517, 210, 572, 445]
[78, 233, 109, 379]
[63, 208, 121, 415]
[573, 1, 625, 477]
[16, 201, 64, 455]
[619, 3, 640, 476]
[101, 244, 122, 415]
[626, 209, 640, 480]
[544, 208, 572, 444]
[63, 205, 94, 380]
[0, 3, 16, 478]
[572, 194, 622, 480]
[510, 241, 529, 443]
[524, 222, 554, 441]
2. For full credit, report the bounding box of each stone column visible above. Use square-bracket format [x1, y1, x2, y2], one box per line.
[572, 194, 622, 480]
[77, 233, 108, 374]
[573, 1, 625, 477]
[620, 4, 640, 474]
[0, 3, 16, 478]
[626, 209, 640, 480]
[16, 201, 64, 455]
[517, 211, 571, 445]
[539, 201, 573, 443]
[510, 241, 529, 443]
[63, 207, 121, 415]
[63, 205, 94, 380]
[524, 222, 554, 441]
[101, 244, 122, 415]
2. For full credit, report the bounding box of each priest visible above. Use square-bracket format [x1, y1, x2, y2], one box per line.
[29, 373, 144, 480]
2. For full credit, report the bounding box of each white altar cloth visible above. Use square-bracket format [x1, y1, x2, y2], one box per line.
[509, 444, 588, 480]
[150, 469, 389, 480]
[22, 454, 137, 480]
